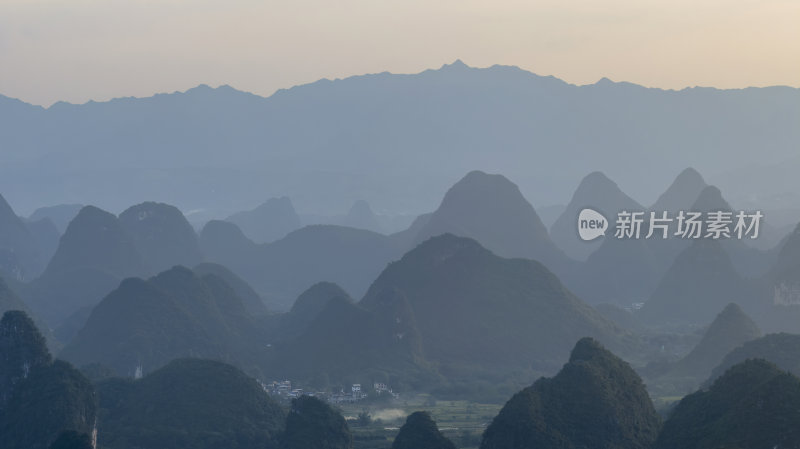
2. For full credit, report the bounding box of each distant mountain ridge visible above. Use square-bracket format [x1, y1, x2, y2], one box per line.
[1, 61, 797, 217]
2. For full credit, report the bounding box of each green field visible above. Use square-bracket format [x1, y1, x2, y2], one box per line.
[337, 394, 503, 449]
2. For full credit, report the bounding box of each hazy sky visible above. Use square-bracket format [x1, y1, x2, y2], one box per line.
[1, 0, 798, 106]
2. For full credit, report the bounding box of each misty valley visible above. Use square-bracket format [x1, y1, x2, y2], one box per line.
[3, 161, 800, 448]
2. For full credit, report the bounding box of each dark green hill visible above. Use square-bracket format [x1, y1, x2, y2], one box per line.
[413, 171, 571, 276]
[96, 358, 285, 449]
[480, 338, 661, 449]
[60, 266, 265, 376]
[361, 234, 625, 375]
[0, 311, 96, 449]
[281, 395, 352, 449]
[119, 201, 203, 273]
[392, 411, 456, 449]
[656, 359, 800, 449]
[0, 360, 97, 449]
[0, 310, 52, 411]
[708, 333, 800, 384]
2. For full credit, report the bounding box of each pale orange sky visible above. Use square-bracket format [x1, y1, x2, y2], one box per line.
[1, 0, 798, 106]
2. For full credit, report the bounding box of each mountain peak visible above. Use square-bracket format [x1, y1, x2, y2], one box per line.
[291, 282, 351, 316]
[440, 59, 470, 71]
[675, 167, 705, 185]
[414, 171, 566, 270]
[595, 77, 615, 85]
[638, 238, 751, 326]
[650, 167, 708, 212]
[225, 197, 301, 244]
[118, 201, 202, 273]
[550, 171, 641, 261]
[664, 302, 762, 382]
[482, 335, 660, 449]
[44, 205, 145, 278]
[0, 193, 16, 222]
[568, 337, 608, 363]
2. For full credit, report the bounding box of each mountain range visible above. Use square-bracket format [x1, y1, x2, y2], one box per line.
[2, 61, 798, 218]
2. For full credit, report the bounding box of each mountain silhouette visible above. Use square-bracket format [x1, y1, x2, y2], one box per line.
[0, 193, 44, 280]
[61, 266, 266, 376]
[119, 201, 203, 273]
[672, 303, 760, 376]
[550, 171, 642, 261]
[649, 167, 707, 212]
[276, 282, 352, 340]
[193, 262, 267, 316]
[570, 169, 713, 305]
[413, 171, 571, 276]
[656, 359, 800, 449]
[25, 206, 147, 325]
[688, 185, 774, 276]
[361, 234, 625, 374]
[651, 303, 762, 394]
[638, 239, 759, 326]
[225, 196, 302, 243]
[343, 200, 383, 233]
[202, 222, 405, 310]
[708, 333, 800, 385]
[29, 204, 83, 234]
